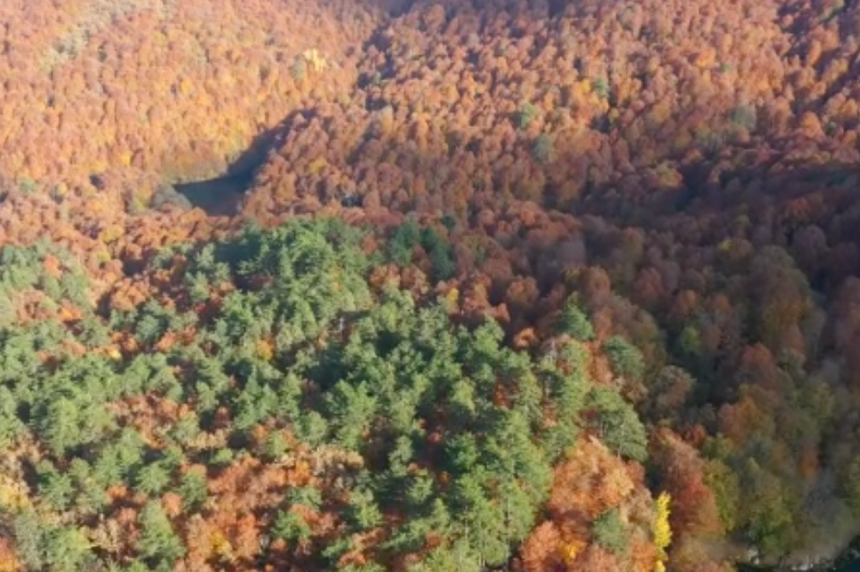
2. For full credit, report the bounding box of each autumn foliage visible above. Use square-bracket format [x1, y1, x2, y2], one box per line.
[520, 437, 657, 572]
[1, 0, 860, 570]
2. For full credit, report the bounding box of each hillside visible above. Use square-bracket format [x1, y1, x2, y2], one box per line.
[1, 0, 860, 571]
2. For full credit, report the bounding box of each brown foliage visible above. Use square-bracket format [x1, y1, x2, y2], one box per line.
[650, 428, 722, 538]
[0, 539, 19, 572]
[521, 437, 655, 572]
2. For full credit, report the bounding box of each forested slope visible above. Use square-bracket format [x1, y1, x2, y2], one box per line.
[0, 220, 665, 572]
[0, 0, 860, 571]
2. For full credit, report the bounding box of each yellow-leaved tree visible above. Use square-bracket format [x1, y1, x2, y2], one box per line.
[653, 491, 672, 572]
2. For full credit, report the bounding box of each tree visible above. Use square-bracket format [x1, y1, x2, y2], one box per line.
[653, 492, 673, 571]
[737, 459, 795, 558]
[651, 429, 721, 536]
[409, 537, 480, 572]
[347, 487, 383, 529]
[287, 486, 323, 510]
[177, 467, 208, 511]
[12, 509, 45, 570]
[449, 472, 509, 567]
[602, 335, 644, 380]
[388, 221, 421, 266]
[169, 412, 200, 446]
[648, 366, 694, 422]
[68, 458, 108, 514]
[589, 387, 648, 462]
[326, 380, 378, 451]
[296, 411, 329, 446]
[40, 397, 85, 455]
[234, 376, 278, 431]
[339, 563, 387, 572]
[0, 387, 22, 447]
[135, 462, 171, 496]
[45, 526, 91, 572]
[36, 461, 74, 511]
[516, 103, 539, 128]
[554, 300, 594, 340]
[261, 430, 290, 461]
[271, 509, 312, 542]
[531, 134, 554, 163]
[592, 508, 627, 554]
[418, 226, 455, 281]
[136, 501, 185, 565]
[519, 521, 563, 572]
[94, 427, 145, 487]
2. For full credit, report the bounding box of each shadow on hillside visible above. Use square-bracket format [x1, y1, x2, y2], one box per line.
[169, 0, 674, 216]
[173, 108, 308, 216]
[175, 171, 255, 217]
[180, 108, 860, 248]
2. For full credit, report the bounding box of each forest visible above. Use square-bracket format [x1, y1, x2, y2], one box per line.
[1, 0, 860, 571]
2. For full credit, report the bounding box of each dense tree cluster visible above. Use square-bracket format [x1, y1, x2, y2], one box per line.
[0, 220, 661, 572]
[240, 0, 860, 223]
[0, 0, 376, 207]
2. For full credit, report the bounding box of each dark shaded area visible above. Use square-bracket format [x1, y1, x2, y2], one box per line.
[738, 538, 860, 572]
[175, 170, 255, 216]
[171, 106, 318, 216]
